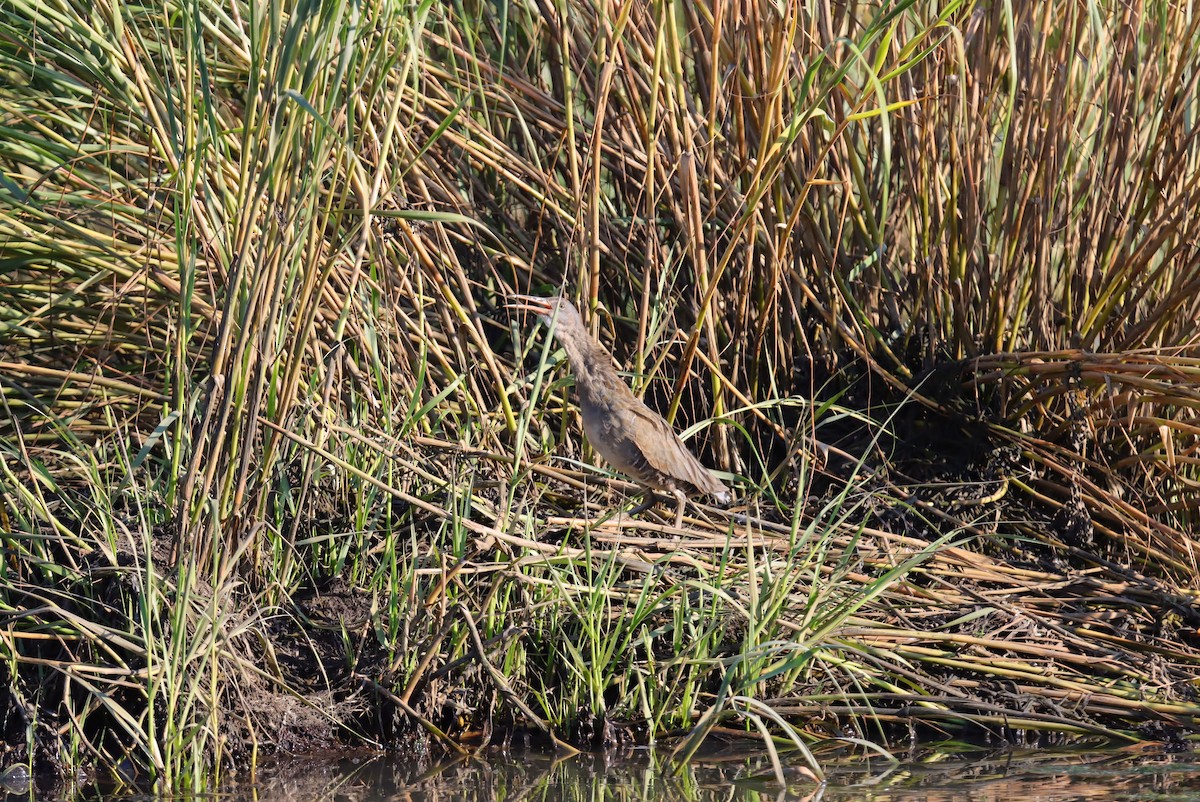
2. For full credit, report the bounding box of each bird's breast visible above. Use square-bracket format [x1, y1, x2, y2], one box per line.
[580, 398, 624, 463]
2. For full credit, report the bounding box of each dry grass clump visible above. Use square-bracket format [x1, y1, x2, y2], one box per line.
[1, 0, 1200, 788]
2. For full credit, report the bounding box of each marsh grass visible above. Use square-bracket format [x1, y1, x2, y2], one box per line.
[2, 0, 1200, 790]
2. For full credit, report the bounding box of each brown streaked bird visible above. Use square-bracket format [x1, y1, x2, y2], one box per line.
[509, 294, 730, 527]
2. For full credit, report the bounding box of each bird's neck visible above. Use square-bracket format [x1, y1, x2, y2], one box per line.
[554, 325, 628, 409]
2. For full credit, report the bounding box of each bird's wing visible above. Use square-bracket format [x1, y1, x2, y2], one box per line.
[624, 401, 727, 497]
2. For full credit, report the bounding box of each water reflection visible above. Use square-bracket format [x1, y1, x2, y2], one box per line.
[220, 747, 1200, 802]
[14, 746, 1200, 801]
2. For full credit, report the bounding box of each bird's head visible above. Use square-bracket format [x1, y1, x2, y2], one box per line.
[506, 294, 584, 336]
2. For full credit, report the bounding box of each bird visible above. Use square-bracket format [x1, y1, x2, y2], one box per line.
[508, 294, 731, 527]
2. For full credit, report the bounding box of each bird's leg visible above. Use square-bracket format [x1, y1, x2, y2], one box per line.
[626, 488, 656, 517]
[672, 489, 687, 529]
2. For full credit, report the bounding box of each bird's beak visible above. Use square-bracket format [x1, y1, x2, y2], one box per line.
[505, 294, 555, 316]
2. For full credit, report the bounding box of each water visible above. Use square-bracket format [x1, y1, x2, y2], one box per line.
[15, 747, 1200, 800]
[242, 748, 1200, 801]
